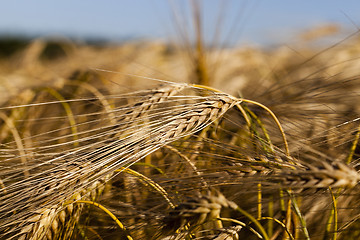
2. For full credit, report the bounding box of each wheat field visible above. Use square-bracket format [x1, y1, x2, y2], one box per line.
[1, 11, 360, 240]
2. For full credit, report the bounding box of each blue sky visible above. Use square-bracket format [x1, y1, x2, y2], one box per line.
[1, 0, 360, 46]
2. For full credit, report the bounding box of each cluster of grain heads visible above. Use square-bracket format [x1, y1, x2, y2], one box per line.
[2, 26, 360, 239]
[1, 72, 360, 239]
[0, 82, 241, 239]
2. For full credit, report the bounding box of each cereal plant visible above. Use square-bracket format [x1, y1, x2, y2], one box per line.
[1, 3, 360, 240]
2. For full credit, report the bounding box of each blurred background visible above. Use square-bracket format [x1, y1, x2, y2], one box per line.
[1, 0, 360, 102]
[1, 0, 360, 46]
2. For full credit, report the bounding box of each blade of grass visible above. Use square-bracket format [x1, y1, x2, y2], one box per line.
[75, 200, 133, 240]
[287, 191, 310, 240]
[235, 206, 270, 240]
